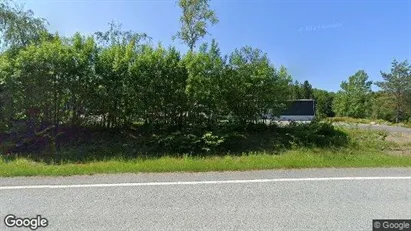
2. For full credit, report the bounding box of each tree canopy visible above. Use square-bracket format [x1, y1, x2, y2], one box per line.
[376, 59, 411, 122]
[0, 0, 410, 159]
[333, 70, 373, 118]
[174, 0, 218, 51]
[0, 0, 49, 50]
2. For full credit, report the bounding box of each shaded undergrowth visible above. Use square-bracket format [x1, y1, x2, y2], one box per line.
[0, 121, 350, 163]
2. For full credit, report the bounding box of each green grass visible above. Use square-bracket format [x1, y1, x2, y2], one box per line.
[326, 116, 411, 128]
[0, 149, 410, 177]
[1, 126, 410, 177]
[326, 117, 393, 125]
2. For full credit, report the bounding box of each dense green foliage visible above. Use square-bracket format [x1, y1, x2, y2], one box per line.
[376, 60, 411, 123]
[0, 28, 314, 159]
[0, 0, 48, 49]
[290, 80, 312, 99]
[333, 70, 373, 118]
[174, 0, 218, 51]
[0, 1, 298, 158]
[1, 127, 410, 177]
[0, 0, 410, 162]
[313, 89, 335, 118]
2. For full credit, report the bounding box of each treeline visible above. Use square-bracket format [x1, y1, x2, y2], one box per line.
[1, 0, 408, 132]
[0, 31, 294, 130]
[0, 0, 303, 158]
[289, 67, 411, 123]
[333, 67, 411, 123]
[0, 0, 409, 158]
[0, 1, 296, 132]
[289, 80, 335, 118]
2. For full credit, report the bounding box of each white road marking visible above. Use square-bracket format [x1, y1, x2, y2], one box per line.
[0, 176, 410, 190]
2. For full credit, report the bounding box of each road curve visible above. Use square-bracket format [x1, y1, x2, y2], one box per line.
[0, 168, 410, 231]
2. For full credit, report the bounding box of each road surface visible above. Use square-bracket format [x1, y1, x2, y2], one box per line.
[333, 122, 411, 134]
[1, 168, 410, 230]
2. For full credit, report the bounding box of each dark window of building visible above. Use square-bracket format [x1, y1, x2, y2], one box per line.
[282, 100, 315, 116]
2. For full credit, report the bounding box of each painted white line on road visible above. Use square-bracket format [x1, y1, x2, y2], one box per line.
[0, 176, 410, 190]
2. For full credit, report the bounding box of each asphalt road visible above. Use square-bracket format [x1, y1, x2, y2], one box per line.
[1, 168, 410, 231]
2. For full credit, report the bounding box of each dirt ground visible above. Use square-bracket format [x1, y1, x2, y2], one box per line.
[385, 132, 411, 156]
[386, 132, 411, 144]
[333, 122, 411, 156]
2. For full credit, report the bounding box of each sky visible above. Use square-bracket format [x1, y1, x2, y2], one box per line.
[20, 0, 411, 92]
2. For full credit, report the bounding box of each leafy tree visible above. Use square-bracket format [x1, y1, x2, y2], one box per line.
[0, 52, 12, 128]
[94, 20, 150, 48]
[4, 35, 70, 124]
[95, 39, 137, 128]
[183, 39, 225, 126]
[333, 70, 373, 118]
[289, 80, 313, 100]
[406, 89, 411, 121]
[0, 0, 48, 49]
[1, 34, 74, 157]
[370, 91, 396, 121]
[376, 59, 411, 123]
[290, 80, 302, 99]
[301, 80, 313, 99]
[313, 89, 335, 118]
[275, 68, 293, 102]
[224, 46, 290, 123]
[0, 2, 357, 158]
[65, 33, 98, 126]
[129, 45, 188, 126]
[93, 22, 151, 128]
[174, 0, 218, 51]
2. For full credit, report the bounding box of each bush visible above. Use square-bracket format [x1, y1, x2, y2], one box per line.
[0, 120, 350, 162]
[278, 121, 349, 148]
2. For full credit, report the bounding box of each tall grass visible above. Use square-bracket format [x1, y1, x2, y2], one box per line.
[327, 116, 411, 128]
[0, 126, 410, 177]
[0, 150, 410, 177]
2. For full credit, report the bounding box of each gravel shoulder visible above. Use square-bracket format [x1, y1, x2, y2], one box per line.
[333, 122, 411, 134]
[334, 122, 411, 156]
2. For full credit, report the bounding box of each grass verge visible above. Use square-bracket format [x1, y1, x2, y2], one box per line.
[0, 150, 410, 177]
[1, 126, 410, 177]
[326, 117, 411, 128]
